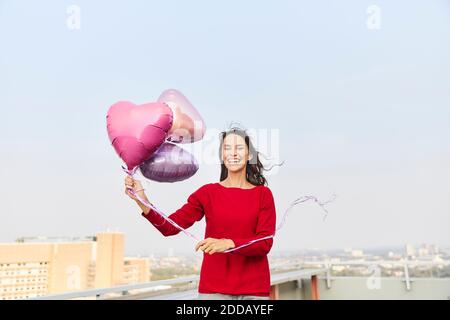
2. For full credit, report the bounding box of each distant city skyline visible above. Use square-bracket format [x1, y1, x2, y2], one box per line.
[3, 232, 448, 257]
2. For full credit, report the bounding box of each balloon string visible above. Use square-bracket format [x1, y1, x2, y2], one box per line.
[124, 166, 200, 242]
[223, 193, 336, 253]
[123, 167, 336, 253]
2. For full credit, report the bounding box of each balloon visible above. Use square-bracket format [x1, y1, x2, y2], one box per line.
[107, 101, 173, 170]
[139, 142, 199, 182]
[158, 89, 206, 143]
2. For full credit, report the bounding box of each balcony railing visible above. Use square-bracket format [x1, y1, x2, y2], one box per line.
[29, 269, 327, 300]
[27, 260, 450, 300]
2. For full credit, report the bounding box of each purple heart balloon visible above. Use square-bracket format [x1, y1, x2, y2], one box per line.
[139, 142, 199, 183]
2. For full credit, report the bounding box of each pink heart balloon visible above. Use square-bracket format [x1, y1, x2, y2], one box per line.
[106, 101, 173, 170]
[158, 89, 206, 143]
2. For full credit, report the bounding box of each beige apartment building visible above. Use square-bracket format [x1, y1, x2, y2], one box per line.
[0, 232, 151, 300]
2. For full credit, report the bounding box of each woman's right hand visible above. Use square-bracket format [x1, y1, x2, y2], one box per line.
[124, 176, 152, 215]
[124, 175, 144, 201]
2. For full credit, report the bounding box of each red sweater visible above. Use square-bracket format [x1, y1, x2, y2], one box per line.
[141, 182, 276, 296]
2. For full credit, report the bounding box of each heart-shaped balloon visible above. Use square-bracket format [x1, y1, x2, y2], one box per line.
[106, 101, 173, 170]
[158, 89, 206, 143]
[139, 142, 199, 182]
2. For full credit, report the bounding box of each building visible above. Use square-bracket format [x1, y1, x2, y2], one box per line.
[405, 243, 416, 257]
[0, 232, 150, 300]
[351, 250, 364, 257]
[124, 257, 152, 284]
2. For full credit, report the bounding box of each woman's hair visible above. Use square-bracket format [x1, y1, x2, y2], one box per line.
[219, 127, 268, 186]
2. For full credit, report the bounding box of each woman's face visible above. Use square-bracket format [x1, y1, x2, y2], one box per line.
[221, 133, 252, 173]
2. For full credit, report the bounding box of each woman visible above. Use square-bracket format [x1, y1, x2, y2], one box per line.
[124, 127, 276, 300]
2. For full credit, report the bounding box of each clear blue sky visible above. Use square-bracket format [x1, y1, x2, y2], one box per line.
[1, 0, 449, 255]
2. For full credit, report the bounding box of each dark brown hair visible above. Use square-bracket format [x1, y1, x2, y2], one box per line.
[219, 127, 267, 186]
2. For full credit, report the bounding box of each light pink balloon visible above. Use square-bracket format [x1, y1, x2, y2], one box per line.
[106, 101, 173, 170]
[158, 89, 206, 143]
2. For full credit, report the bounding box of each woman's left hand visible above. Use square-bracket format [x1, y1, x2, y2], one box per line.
[195, 238, 235, 255]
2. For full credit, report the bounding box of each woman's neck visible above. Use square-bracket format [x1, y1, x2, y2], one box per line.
[221, 170, 252, 188]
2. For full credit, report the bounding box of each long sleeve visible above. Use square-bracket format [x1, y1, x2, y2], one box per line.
[228, 187, 276, 256]
[141, 187, 205, 237]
